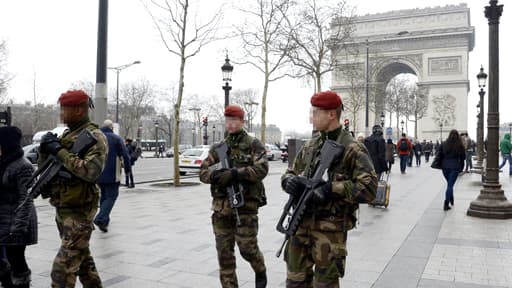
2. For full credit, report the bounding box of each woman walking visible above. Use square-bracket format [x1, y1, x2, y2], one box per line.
[0, 126, 37, 288]
[437, 129, 466, 211]
[385, 138, 395, 171]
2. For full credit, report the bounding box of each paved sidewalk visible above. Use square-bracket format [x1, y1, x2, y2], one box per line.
[25, 162, 512, 287]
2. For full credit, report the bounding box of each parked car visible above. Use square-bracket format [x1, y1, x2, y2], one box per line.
[265, 144, 282, 161]
[178, 148, 209, 176]
[165, 148, 174, 158]
[23, 143, 39, 164]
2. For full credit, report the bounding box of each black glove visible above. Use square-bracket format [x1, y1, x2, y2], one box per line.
[40, 132, 62, 155]
[310, 180, 332, 205]
[211, 168, 238, 187]
[282, 176, 308, 197]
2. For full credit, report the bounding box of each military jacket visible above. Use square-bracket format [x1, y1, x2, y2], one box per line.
[40, 118, 108, 209]
[199, 129, 268, 213]
[282, 127, 377, 229]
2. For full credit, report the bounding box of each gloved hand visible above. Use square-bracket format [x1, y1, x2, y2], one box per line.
[40, 132, 62, 155]
[310, 180, 332, 205]
[282, 176, 308, 197]
[211, 168, 238, 187]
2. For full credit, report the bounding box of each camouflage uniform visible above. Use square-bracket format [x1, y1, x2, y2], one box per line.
[282, 127, 377, 288]
[40, 118, 107, 288]
[199, 129, 268, 288]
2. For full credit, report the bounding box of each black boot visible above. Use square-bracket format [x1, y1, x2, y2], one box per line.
[444, 200, 451, 211]
[255, 270, 267, 288]
[11, 270, 30, 288]
[0, 258, 12, 288]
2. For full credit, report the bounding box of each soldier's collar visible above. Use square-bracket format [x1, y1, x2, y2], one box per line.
[67, 117, 89, 132]
[320, 126, 342, 141]
[227, 129, 247, 144]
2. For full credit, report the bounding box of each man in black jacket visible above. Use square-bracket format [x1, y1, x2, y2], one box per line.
[364, 125, 388, 180]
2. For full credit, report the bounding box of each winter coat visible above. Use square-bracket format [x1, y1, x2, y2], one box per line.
[364, 133, 388, 174]
[499, 133, 512, 155]
[0, 150, 37, 246]
[396, 137, 413, 155]
[438, 142, 466, 172]
[385, 142, 395, 162]
[97, 127, 132, 184]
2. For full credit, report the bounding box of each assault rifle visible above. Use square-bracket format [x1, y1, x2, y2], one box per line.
[16, 129, 98, 211]
[215, 143, 245, 226]
[275, 139, 344, 257]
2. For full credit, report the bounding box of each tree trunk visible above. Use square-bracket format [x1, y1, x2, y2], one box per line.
[173, 55, 186, 186]
[260, 73, 269, 144]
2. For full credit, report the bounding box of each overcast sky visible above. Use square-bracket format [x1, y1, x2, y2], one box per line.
[0, 0, 510, 137]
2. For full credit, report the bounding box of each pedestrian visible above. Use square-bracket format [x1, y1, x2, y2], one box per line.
[199, 105, 269, 288]
[281, 91, 377, 287]
[385, 138, 395, 171]
[158, 145, 165, 158]
[498, 133, 512, 175]
[93, 119, 132, 233]
[356, 132, 365, 143]
[436, 129, 465, 210]
[461, 133, 473, 172]
[125, 138, 136, 188]
[364, 125, 388, 180]
[0, 126, 37, 288]
[396, 133, 413, 174]
[413, 140, 423, 167]
[38, 90, 107, 287]
[424, 141, 433, 162]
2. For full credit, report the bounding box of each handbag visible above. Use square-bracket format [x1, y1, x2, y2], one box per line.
[431, 153, 442, 169]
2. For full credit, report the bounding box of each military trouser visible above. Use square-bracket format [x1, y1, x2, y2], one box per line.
[284, 217, 347, 288]
[51, 206, 102, 288]
[212, 209, 266, 288]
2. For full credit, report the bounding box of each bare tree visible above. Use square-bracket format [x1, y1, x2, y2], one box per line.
[69, 79, 95, 98]
[119, 79, 156, 139]
[338, 62, 365, 132]
[404, 85, 428, 138]
[0, 40, 12, 103]
[384, 76, 410, 139]
[236, 0, 291, 143]
[281, 0, 354, 92]
[230, 88, 259, 131]
[142, 0, 222, 185]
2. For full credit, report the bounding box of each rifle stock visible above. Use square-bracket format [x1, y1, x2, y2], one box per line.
[276, 139, 344, 257]
[215, 143, 245, 226]
[16, 129, 98, 211]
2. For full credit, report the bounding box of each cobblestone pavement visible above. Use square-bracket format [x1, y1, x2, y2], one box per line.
[25, 161, 512, 287]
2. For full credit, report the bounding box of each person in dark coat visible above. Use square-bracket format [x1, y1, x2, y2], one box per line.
[385, 138, 395, 171]
[0, 126, 37, 288]
[413, 140, 423, 167]
[94, 120, 132, 232]
[437, 129, 466, 211]
[124, 139, 137, 188]
[364, 125, 388, 180]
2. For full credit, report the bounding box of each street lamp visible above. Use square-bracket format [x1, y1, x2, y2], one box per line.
[400, 120, 404, 134]
[439, 123, 443, 141]
[468, 0, 512, 219]
[474, 66, 487, 172]
[244, 101, 259, 133]
[380, 112, 385, 128]
[108, 60, 141, 123]
[221, 54, 233, 108]
[365, 39, 370, 134]
[189, 107, 201, 146]
[154, 120, 159, 156]
[212, 124, 216, 143]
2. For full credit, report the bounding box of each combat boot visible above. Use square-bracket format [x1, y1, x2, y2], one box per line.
[443, 200, 451, 211]
[11, 269, 30, 288]
[0, 258, 12, 288]
[255, 270, 267, 288]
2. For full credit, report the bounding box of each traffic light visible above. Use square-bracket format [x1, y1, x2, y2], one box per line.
[343, 119, 349, 131]
[202, 116, 208, 127]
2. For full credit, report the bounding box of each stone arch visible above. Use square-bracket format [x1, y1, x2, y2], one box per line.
[331, 4, 474, 141]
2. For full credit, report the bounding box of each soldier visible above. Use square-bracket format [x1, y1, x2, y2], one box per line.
[38, 90, 107, 288]
[281, 91, 377, 287]
[199, 105, 268, 288]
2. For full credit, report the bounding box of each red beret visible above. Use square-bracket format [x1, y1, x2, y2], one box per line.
[310, 91, 342, 109]
[224, 105, 245, 119]
[58, 90, 90, 106]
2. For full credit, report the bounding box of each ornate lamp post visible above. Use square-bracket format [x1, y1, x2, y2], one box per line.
[400, 120, 404, 134]
[439, 123, 443, 141]
[474, 66, 487, 172]
[108, 60, 141, 123]
[212, 124, 216, 143]
[380, 112, 385, 128]
[189, 107, 201, 146]
[468, 0, 512, 219]
[154, 120, 159, 156]
[221, 54, 233, 108]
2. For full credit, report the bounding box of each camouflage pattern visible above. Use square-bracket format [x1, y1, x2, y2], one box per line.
[282, 127, 377, 287]
[39, 117, 107, 288]
[199, 129, 268, 287]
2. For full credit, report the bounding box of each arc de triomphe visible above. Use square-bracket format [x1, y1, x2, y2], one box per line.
[331, 4, 475, 141]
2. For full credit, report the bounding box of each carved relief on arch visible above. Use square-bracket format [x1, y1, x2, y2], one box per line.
[431, 94, 456, 126]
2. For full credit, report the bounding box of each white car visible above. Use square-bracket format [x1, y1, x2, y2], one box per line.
[265, 144, 282, 161]
[178, 148, 209, 176]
